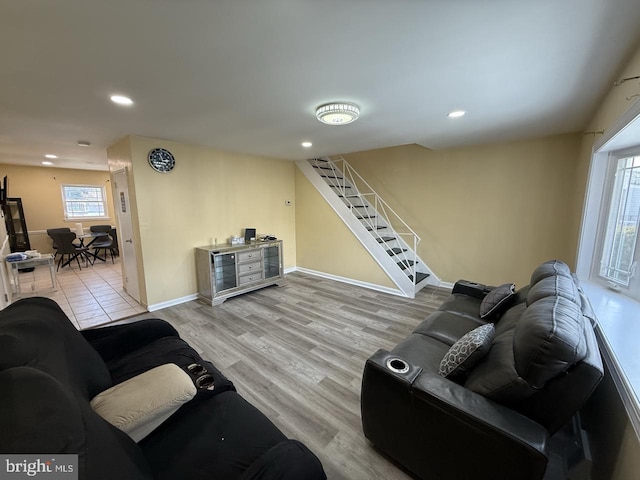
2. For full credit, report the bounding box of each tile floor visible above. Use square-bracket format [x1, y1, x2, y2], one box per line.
[12, 255, 146, 330]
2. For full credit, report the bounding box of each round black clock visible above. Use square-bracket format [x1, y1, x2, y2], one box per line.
[147, 148, 175, 173]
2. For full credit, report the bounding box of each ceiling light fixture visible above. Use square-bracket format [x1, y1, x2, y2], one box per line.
[110, 95, 133, 106]
[301, 141, 312, 148]
[448, 110, 466, 118]
[45, 154, 58, 159]
[316, 102, 360, 125]
[42, 161, 54, 166]
[77, 140, 91, 147]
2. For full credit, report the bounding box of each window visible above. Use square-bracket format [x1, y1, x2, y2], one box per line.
[599, 151, 640, 290]
[61, 184, 108, 220]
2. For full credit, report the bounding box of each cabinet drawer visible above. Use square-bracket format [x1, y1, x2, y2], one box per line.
[238, 261, 261, 274]
[237, 249, 261, 263]
[238, 272, 264, 285]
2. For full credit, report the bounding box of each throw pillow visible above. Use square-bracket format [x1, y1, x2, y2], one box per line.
[438, 323, 495, 378]
[90, 363, 196, 442]
[479, 283, 516, 319]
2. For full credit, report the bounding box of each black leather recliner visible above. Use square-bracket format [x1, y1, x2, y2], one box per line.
[361, 260, 603, 480]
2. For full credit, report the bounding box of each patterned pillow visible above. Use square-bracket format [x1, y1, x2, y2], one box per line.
[439, 324, 495, 378]
[479, 283, 516, 319]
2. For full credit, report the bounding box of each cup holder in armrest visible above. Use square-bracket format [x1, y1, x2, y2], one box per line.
[195, 374, 215, 391]
[186, 363, 215, 391]
[386, 357, 410, 374]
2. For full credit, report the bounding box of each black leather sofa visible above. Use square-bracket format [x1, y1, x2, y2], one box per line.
[361, 260, 603, 480]
[0, 297, 326, 480]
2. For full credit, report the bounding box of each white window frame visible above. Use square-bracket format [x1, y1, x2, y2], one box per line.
[594, 148, 640, 297]
[61, 184, 109, 221]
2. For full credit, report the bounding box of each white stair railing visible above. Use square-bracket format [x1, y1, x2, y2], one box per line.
[308, 157, 422, 284]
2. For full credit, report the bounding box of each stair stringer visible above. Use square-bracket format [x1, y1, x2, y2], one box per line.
[342, 187, 441, 292]
[297, 159, 427, 298]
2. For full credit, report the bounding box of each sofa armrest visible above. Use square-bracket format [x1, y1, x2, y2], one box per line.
[452, 279, 493, 299]
[81, 319, 180, 363]
[361, 349, 549, 480]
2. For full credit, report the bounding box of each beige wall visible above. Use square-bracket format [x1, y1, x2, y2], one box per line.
[337, 134, 582, 288]
[0, 164, 114, 254]
[295, 168, 395, 289]
[111, 135, 297, 307]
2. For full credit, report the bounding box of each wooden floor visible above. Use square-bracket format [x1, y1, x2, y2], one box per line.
[129, 272, 450, 479]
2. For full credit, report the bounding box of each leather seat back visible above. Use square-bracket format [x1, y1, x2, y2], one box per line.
[464, 260, 603, 433]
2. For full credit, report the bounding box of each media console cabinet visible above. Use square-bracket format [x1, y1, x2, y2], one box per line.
[195, 240, 284, 305]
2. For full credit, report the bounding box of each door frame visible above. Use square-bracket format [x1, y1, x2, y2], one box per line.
[111, 168, 141, 303]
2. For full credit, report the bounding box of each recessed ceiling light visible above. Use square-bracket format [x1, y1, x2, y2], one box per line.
[110, 95, 134, 106]
[301, 141, 313, 148]
[42, 161, 54, 166]
[316, 102, 360, 125]
[448, 110, 466, 118]
[77, 140, 91, 147]
[45, 154, 58, 159]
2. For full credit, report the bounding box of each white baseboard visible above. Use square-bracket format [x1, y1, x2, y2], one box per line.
[439, 281, 455, 290]
[291, 267, 406, 297]
[147, 293, 198, 312]
[147, 268, 452, 312]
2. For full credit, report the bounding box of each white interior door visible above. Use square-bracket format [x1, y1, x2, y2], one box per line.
[112, 169, 141, 302]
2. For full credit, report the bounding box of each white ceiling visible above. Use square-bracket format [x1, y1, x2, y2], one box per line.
[1, 0, 640, 171]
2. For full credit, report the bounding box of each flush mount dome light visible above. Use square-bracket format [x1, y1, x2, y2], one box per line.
[316, 102, 360, 125]
[448, 110, 466, 118]
[110, 94, 133, 106]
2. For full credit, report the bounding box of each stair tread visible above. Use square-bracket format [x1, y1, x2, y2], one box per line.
[397, 260, 416, 269]
[329, 185, 351, 188]
[408, 272, 430, 284]
[376, 236, 396, 243]
[320, 175, 344, 180]
[386, 248, 407, 255]
[355, 215, 375, 219]
[367, 226, 387, 231]
[312, 165, 333, 171]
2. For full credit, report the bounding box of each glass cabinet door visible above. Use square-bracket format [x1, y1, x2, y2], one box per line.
[263, 246, 280, 279]
[213, 253, 237, 292]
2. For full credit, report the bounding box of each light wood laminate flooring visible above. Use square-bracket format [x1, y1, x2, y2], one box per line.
[126, 272, 450, 480]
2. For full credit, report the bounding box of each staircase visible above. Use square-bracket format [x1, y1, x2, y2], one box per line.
[296, 157, 439, 298]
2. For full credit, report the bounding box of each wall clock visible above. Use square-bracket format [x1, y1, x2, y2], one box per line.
[147, 148, 175, 173]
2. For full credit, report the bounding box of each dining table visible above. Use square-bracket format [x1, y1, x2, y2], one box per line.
[77, 231, 109, 262]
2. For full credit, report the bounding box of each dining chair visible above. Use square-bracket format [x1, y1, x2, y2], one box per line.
[89, 225, 116, 263]
[52, 231, 91, 271]
[46, 227, 71, 260]
[109, 228, 119, 256]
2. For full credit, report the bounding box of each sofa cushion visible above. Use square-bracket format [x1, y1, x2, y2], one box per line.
[439, 324, 495, 377]
[413, 311, 487, 346]
[437, 293, 483, 321]
[527, 275, 580, 306]
[140, 391, 291, 479]
[514, 296, 586, 388]
[0, 297, 112, 399]
[529, 259, 572, 285]
[480, 283, 515, 319]
[465, 294, 587, 403]
[91, 364, 197, 442]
